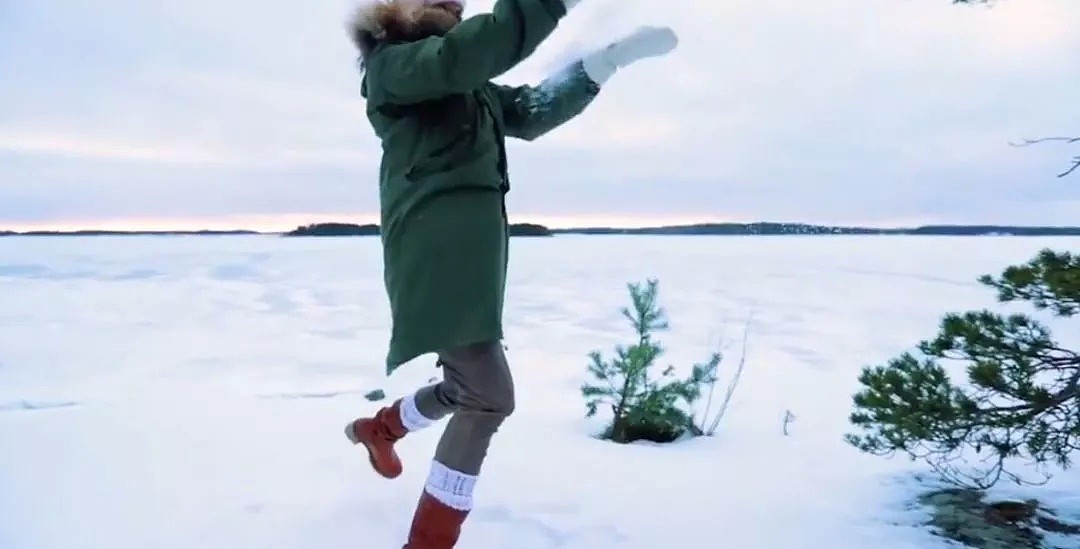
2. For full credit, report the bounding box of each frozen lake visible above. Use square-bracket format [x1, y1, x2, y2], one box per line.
[1, 234, 1078, 548]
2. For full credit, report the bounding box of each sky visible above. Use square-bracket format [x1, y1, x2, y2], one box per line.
[1, 0, 1079, 231]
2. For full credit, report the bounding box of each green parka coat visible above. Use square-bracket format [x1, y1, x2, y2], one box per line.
[359, 0, 601, 373]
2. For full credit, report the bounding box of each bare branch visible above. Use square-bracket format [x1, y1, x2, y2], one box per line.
[704, 313, 754, 435]
[1009, 136, 1080, 147]
[1061, 156, 1080, 178]
[782, 410, 796, 436]
[1007, 136, 1080, 178]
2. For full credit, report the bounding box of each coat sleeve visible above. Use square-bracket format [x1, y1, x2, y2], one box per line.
[491, 60, 601, 141]
[369, 0, 567, 104]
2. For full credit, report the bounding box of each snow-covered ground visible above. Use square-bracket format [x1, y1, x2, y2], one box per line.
[1, 235, 1078, 548]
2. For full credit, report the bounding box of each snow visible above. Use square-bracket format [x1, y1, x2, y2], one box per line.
[1, 234, 1078, 548]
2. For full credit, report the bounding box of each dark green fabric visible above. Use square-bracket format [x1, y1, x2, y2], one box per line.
[360, 0, 601, 374]
[492, 62, 602, 141]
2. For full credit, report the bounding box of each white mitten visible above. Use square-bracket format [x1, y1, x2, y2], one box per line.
[581, 25, 678, 85]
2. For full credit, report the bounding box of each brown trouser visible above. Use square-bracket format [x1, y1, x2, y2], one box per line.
[411, 340, 515, 476]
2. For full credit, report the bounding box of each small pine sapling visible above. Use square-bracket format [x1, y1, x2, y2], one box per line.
[582, 279, 719, 443]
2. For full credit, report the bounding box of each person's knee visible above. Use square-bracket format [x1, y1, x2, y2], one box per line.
[439, 340, 516, 417]
[450, 375, 513, 417]
[488, 382, 515, 418]
[480, 349, 514, 418]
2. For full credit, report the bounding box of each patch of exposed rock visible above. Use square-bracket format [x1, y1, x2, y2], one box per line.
[920, 488, 1080, 548]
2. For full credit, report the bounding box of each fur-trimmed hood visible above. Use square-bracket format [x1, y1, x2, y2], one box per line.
[348, 0, 460, 65]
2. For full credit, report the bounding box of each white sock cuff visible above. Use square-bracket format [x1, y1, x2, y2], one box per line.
[399, 392, 434, 432]
[424, 460, 477, 511]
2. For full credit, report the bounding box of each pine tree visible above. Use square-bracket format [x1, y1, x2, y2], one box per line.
[582, 279, 719, 444]
[845, 249, 1080, 489]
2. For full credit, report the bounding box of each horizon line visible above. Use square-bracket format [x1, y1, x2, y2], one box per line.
[0, 212, 954, 233]
[5, 219, 1080, 234]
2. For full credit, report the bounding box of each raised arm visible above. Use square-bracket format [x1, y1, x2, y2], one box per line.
[491, 61, 599, 142]
[493, 25, 679, 141]
[366, 0, 575, 105]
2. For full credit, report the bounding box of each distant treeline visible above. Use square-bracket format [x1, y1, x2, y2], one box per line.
[552, 223, 1080, 236]
[286, 223, 381, 236]
[284, 222, 553, 237]
[285, 222, 1080, 237]
[3, 222, 1080, 237]
[0, 230, 257, 236]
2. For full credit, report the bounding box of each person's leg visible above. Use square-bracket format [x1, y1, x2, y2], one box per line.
[409, 381, 458, 427]
[431, 342, 515, 475]
[404, 340, 515, 548]
[345, 376, 459, 479]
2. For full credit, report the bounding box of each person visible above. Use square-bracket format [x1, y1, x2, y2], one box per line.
[343, 0, 677, 546]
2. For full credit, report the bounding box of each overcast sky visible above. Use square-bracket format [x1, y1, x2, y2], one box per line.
[2, 0, 1078, 230]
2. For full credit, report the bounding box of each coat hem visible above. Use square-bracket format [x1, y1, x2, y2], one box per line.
[385, 329, 505, 376]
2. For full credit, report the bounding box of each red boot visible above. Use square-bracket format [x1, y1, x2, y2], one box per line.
[345, 399, 408, 479]
[402, 490, 470, 549]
